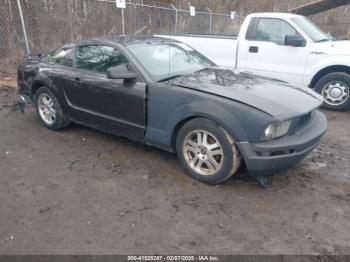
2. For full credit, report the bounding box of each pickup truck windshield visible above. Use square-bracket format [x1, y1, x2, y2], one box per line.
[127, 42, 213, 81]
[291, 17, 331, 42]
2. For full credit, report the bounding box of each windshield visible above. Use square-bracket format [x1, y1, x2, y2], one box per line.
[127, 41, 214, 81]
[291, 16, 331, 42]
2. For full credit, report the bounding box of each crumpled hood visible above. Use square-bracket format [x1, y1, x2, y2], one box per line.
[169, 68, 323, 119]
[311, 40, 350, 56]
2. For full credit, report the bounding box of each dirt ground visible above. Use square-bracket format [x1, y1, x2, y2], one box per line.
[0, 84, 349, 255]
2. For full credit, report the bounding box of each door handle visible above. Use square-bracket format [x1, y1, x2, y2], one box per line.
[74, 77, 82, 86]
[249, 46, 259, 53]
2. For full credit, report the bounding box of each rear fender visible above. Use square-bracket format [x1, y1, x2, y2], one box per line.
[29, 72, 71, 115]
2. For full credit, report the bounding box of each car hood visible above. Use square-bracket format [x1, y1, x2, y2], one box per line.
[311, 40, 350, 56]
[169, 68, 323, 119]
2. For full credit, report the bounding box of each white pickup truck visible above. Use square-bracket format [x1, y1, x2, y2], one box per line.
[156, 12, 350, 111]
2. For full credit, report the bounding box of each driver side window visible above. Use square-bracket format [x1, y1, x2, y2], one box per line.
[75, 45, 129, 73]
[254, 18, 301, 45]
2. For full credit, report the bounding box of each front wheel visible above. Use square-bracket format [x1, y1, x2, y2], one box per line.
[314, 72, 350, 111]
[176, 118, 241, 185]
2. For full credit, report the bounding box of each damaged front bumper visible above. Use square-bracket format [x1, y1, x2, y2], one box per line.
[236, 110, 327, 176]
[18, 92, 33, 113]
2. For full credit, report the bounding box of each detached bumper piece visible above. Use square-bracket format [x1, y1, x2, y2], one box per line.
[237, 111, 327, 180]
[18, 93, 33, 113]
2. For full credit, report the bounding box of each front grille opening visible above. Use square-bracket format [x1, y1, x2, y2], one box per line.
[298, 112, 313, 128]
[256, 149, 295, 157]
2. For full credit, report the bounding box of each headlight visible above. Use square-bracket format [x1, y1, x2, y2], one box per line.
[261, 120, 292, 141]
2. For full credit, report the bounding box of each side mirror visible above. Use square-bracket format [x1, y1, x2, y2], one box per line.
[106, 65, 137, 80]
[285, 35, 305, 47]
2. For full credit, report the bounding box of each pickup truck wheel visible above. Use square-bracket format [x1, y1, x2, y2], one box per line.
[176, 118, 241, 185]
[35, 87, 70, 130]
[314, 72, 350, 111]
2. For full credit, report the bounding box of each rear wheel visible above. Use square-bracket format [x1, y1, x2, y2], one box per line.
[314, 72, 350, 111]
[35, 86, 70, 130]
[176, 118, 241, 185]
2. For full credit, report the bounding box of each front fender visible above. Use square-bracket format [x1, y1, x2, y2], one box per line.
[305, 55, 350, 86]
[145, 83, 273, 151]
[171, 100, 249, 141]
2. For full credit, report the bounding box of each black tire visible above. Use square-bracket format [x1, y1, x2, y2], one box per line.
[314, 72, 350, 111]
[35, 86, 70, 130]
[176, 118, 241, 185]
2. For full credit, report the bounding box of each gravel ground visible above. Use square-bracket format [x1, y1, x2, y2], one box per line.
[0, 85, 349, 255]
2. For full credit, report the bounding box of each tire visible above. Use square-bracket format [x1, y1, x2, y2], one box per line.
[176, 118, 241, 185]
[35, 86, 70, 130]
[314, 72, 350, 111]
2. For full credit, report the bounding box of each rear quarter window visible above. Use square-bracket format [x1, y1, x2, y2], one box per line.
[50, 47, 74, 66]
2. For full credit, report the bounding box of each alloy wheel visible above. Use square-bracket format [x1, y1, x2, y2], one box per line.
[182, 130, 224, 176]
[37, 93, 56, 125]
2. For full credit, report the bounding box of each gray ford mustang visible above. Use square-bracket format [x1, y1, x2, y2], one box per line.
[17, 36, 327, 187]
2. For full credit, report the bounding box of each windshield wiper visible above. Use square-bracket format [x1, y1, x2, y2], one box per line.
[194, 67, 211, 73]
[316, 38, 331, 43]
[157, 74, 183, 82]
[157, 67, 212, 82]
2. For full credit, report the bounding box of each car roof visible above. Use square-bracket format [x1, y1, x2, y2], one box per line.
[247, 12, 303, 19]
[74, 35, 178, 46]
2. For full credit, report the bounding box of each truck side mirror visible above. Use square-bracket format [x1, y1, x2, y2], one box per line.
[285, 35, 306, 47]
[106, 65, 137, 80]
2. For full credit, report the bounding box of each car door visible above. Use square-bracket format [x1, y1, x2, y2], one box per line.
[244, 18, 310, 86]
[65, 44, 146, 140]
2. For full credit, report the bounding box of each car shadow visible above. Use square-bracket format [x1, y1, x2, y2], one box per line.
[53, 122, 269, 189]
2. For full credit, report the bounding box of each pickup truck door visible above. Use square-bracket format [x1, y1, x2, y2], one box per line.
[65, 44, 146, 140]
[243, 17, 310, 86]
